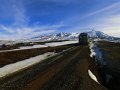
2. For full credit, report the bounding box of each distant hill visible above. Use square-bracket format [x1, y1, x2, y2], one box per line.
[25, 30, 120, 42]
[0, 30, 120, 45]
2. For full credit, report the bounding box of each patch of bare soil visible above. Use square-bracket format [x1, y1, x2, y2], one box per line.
[0, 44, 77, 89]
[0, 40, 69, 51]
[0, 44, 76, 67]
[97, 41, 120, 90]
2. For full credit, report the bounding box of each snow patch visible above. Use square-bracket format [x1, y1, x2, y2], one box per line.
[45, 41, 78, 47]
[19, 45, 47, 49]
[88, 69, 99, 84]
[0, 41, 78, 52]
[0, 52, 56, 78]
[89, 41, 96, 57]
[0, 48, 23, 53]
[0, 45, 48, 53]
[89, 41, 106, 66]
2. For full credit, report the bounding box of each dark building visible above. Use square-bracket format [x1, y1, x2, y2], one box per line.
[79, 33, 88, 45]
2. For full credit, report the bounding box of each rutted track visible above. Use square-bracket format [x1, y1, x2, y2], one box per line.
[0, 45, 76, 90]
[39, 46, 107, 90]
[0, 44, 107, 90]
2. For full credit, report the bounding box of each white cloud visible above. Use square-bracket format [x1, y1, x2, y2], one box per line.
[0, 24, 63, 40]
[11, 0, 29, 26]
[100, 26, 120, 37]
[0, 0, 120, 39]
[93, 15, 120, 37]
[106, 15, 120, 24]
[0, 0, 64, 40]
[82, 1, 120, 19]
[68, 1, 120, 37]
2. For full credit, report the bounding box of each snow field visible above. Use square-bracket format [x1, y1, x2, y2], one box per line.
[0, 52, 56, 78]
[45, 41, 78, 47]
[88, 69, 99, 84]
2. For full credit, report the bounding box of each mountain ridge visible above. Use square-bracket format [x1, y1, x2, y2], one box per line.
[0, 30, 120, 45]
[29, 30, 119, 41]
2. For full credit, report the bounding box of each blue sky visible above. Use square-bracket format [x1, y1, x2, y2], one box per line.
[0, 0, 120, 40]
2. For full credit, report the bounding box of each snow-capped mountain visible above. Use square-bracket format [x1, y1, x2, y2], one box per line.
[0, 40, 16, 46]
[27, 32, 80, 42]
[87, 30, 120, 42]
[17, 30, 120, 42]
[0, 30, 119, 45]
[87, 30, 114, 39]
[87, 30, 108, 38]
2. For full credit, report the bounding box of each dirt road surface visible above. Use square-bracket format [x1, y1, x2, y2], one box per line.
[0, 44, 107, 90]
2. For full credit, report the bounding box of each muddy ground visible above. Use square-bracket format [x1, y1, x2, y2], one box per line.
[39, 46, 107, 90]
[0, 44, 108, 90]
[97, 41, 120, 90]
[0, 44, 75, 67]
